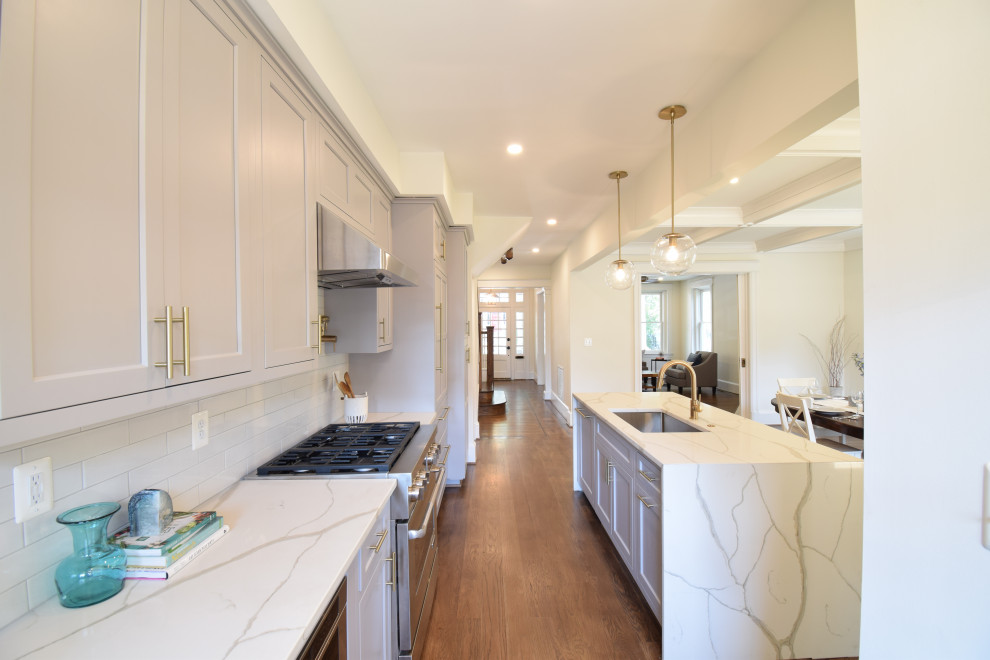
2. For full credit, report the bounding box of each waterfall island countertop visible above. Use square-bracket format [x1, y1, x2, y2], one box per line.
[573, 390, 861, 465]
[573, 391, 863, 660]
[0, 478, 396, 659]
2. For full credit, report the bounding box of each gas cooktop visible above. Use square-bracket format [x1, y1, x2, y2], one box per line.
[256, 421, 420, 476]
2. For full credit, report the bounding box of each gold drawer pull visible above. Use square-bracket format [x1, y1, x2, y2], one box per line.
[379, 317, 386, 342]
[439, 407, 450, 421]
[369, 528, 388, 553]
[638, 469, 656, 483]
[637, 494, 656, 509]
[154, 306, 190, 378]
[575, 408, 591, 419]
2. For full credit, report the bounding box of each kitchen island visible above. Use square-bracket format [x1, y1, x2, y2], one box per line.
[0, 478, 396, 659]
[574, 391, 862, 660]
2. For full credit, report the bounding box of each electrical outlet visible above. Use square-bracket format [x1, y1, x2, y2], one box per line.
[13, 457, 54, 523]
[192, 410, 210, 450]
[584, 337, 593, 347]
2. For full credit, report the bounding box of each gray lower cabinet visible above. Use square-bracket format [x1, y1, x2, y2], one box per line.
[633, 454, 662, 622]
[573, 405, 662, 623]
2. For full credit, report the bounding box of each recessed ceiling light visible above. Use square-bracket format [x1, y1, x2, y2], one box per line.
[531, 247, 540, 253]
[507, 143, 523, 155]
[546, 218, 557, 225]
[729, 177, 740, 184]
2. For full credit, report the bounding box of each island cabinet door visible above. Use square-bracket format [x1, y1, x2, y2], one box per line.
[634, 479, 662, 622]
[594, 447, 613, 529]
[609, 462, 634, 570]
[575, 408, 595, 497]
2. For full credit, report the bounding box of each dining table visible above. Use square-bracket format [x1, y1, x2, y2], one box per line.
[770, 396, 864, 440]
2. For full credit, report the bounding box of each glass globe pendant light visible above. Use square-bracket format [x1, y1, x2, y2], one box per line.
[605, 170, 635, 290]
[650, 105, 696, 275]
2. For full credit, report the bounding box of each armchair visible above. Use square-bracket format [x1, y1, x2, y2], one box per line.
[663, 351, 718, 395]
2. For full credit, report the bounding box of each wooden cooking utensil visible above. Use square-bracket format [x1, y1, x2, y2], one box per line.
[344, 371, 354, 393]
[335, 374, 353, 398]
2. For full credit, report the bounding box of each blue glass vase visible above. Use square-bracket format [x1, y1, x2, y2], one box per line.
[54, 502, 127, 608]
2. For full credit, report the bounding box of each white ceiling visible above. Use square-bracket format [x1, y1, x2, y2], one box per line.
[316, 0, 860, 268]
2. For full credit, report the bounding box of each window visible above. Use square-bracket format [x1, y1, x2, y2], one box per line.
[479, 290, 508, 305]
[692, 284, 712, 351]
[641, 291, 667, 352]
[515, 311, 525, 356]
[480, 311, 507, 355]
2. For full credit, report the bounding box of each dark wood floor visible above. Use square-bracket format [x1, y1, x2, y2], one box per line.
[422, 380, 662, 659]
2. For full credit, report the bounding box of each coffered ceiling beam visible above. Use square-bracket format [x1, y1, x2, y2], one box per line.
[742, 157, 861, 226]
[755, 225, 857, 252]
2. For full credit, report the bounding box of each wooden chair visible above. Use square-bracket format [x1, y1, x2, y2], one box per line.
[776, 392, 862, 458]
[777, 377, 820, 396]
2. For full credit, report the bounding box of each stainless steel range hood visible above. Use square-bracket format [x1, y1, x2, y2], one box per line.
[317, 202, 418, 289]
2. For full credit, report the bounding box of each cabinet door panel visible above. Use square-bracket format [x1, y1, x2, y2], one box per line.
[319, 126, 350, 216]
[162, 0, 252, 380]
[261, 60, 316, 368]
[635, 482, 662, 621]
[611, 464, 634, 569]
[350, 170, 374, 235]
[0, 0, 164, 418]
[578, 412, 595, 497]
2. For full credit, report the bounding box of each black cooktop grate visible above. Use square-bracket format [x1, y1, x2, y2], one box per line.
[256, 421, 420, 475]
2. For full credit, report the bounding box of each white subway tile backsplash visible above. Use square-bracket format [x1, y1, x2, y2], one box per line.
[0, 450, 21, 488]
[82, 435, 167, 487]
[53, 464, 84, 500]
[25, 567, 57, 611]
[128, 448, 198, 493]
[0, 583, 29, 630]
[0, 518, 23, 557]
[23, 474, 130, 546]
[0, 528, 70, 595]
[0, 486, 14, 524]
[0, 364, 344, 614]
[127, 402, 199, 444]
[22, 421, 129, 470]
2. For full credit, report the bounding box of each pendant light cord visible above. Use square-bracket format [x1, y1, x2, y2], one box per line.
[616, 175, 622, 261]
[669, 113, 675, 235]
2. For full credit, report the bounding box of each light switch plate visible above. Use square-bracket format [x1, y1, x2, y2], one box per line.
[584, 337, 592, 347]
[192, 410, 209, 450]
[13, 457, 54, 523]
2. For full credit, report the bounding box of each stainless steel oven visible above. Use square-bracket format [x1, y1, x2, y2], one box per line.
[252, 421, 444, 660]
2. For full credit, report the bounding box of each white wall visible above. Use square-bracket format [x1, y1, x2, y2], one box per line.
[712, 274, 740, 392]
[753, 251, 846, 423]
[856, 1, 990, 656]
[550, 252, 572, 419]
[570, 255, 636, 397]
[843, 248, 864, 394]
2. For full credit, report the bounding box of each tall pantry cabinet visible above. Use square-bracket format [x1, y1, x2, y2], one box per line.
[348, 200, 466, 484]
[0, 0, 257, 419]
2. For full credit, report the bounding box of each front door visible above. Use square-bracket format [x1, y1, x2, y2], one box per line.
[479, 309, 510, 379]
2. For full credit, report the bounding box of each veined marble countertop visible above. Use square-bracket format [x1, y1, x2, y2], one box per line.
[574, 391, 862, 465]
[0, 478, 396, 660]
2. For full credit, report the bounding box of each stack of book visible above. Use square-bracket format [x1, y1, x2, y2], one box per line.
[110, 510, 229, 580]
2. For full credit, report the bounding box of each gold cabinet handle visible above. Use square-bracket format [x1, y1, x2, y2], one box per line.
[385, 551, 396, 590]
[606, 461, 613, 484]
[379, 317, 386, 342]
[638, 469, 656, 483]
[439, 445, 451, 467]
[154, 305, 174, 379]
[311, 316, 325, 355]
[637, 494, 656, 509]
[575, 408, 591, 419]
[440, 238, 446, 260]
[369, 528, 388, 553]
[439, 407, 450, 421]
[154, 306, 190, 378]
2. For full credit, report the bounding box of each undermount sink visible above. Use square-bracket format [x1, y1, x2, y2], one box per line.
[612, 410, 708, 433]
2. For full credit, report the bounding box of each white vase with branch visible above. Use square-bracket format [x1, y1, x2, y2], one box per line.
[802, 317, 855, 396]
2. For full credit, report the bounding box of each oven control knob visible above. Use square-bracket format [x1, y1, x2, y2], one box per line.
[407, 484, 421, 501]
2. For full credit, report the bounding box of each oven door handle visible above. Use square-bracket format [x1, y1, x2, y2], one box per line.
[408, 464, 445, 540]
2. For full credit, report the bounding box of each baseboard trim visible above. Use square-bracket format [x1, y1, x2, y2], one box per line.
[717, 378, 740, 394]
[552, 393, 571, 426]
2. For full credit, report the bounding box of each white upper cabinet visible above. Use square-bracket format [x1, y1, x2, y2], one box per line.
[156, 0, 255, 383]
[260, 59, 318, 368]
[0, 0, 255, 419]
[317, 124, 388, 245]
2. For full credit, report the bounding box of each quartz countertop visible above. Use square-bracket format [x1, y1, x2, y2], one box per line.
[574, 391, 862, 465]
[0, 478, 396, 659]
